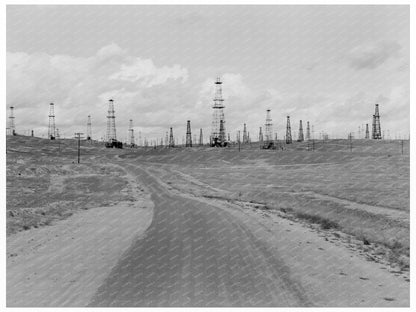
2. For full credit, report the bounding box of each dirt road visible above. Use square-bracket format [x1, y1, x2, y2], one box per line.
[7, 151, 409, 307]
[89, 165, 309, 306]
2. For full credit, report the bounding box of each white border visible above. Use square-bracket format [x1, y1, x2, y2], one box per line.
[1, 2, 414, 312]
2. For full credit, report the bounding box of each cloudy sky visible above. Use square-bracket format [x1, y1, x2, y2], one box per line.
[6, 5, 409, 142]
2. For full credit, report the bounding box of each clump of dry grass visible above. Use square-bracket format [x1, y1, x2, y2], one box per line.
[294, 212, 340, 230]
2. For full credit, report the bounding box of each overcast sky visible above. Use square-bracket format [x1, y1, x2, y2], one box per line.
[6, 5, 409, 142]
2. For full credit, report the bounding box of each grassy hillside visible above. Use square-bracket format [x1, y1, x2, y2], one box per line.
[6, 135, 135, 235]
[119, 139, 410, 268]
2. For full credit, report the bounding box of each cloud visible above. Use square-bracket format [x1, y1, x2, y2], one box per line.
[346, 40, 401, 70]
[6, 43, 189, 140]
[110, 58, 188, 87]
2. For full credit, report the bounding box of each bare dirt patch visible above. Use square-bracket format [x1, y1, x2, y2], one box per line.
[7, 199, 154, 307]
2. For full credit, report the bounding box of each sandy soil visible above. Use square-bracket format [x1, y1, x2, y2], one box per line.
[7, 199, 153, 307]
[6, 137, 410, 307]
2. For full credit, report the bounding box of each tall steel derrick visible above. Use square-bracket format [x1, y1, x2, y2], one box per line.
[365, 123, 369, 139]
[285, 116, 292, 144]
[372, 104, 382, 139]
[8, 106, 16, 136]
[106, 99, 117, 142]
[243, 123, 248, 144]
[297, 120, 304, 142]
[48, 103, 56, 140]
[169, 127, 175, 147]
[306, 121, 311, 141]
[129, 119, 135, 146]
[186, 120, 192, 147]
[258, 127, 263, 144]
[263, 109, 275, 149]
[199, 128, 203, 146]
[211, 77, 227, 147]
[86, 115, 92, 140]
[165, 132, 169, 147]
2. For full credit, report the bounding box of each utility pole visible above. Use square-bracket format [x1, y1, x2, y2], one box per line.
[74, 133, 84, 164]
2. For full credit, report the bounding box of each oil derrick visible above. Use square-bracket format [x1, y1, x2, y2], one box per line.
[105, 99, 122, 148]
[243, 123, 248, 144]
[106, 99, 117, 142]
[286, 116, 292, 144]
[306, 121, 310, 141]
[199, 128, 203, 146]
[263, 109, 274, 149]
[169, 127, 175, 147]
[86, 115, 92, 140]
[165, 132, 169, 147]
[56, 128, 60, 139]
[259, 127, 263, 144]
[211, 77, 226, 147]
[365, 124, 369, 139]
[186, 120, 192, 147]
[48, 103, 56, 140]
[8, 106, 16, 135]
[297, 120, 304, 142]
[129, 119, 135, 146]
[372, 104, 382, 139]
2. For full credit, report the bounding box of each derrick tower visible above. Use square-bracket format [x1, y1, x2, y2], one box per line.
[8, 106, 16, 135]
[86, 115, 92, 140]
[306, 121, 311, 141]
[264, 109, 273, 145]
[129, 119, 135, 146]
[165, 132, 169, 147]
[286, 116, 292, 144]
[55, 128, 60, 139]
[365, 124, 369, 139]
[372, 104, 382, 139]
[48, 103, 56, 140]
[186, 120, 192, 147]
[106, 99, 117, 142]
[199, 128, 203, 146]
[243, 123, 248, 144]
[298, 120, 304, 142]
[259, 127, 263, 144]
[211, 77, 226, 147]
[169, 127, 175, 147]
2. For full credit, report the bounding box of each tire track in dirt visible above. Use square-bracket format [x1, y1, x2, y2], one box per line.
[88, 163, 309, 307]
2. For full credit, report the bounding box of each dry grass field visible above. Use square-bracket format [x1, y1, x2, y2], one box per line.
[6, 135, 410, 306]
[7, 136, 410, 269]
[119, 139, 410, 269]
[6, 136, 141, 235]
